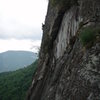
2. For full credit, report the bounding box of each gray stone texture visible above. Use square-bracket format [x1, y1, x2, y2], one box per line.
[27, 0, 100, 100]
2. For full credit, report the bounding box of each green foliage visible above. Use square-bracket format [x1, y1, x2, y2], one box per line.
[50, 0, 77, 8]
[51, 0, 69, 7]
[79, 27, 96, 46]
[0, 60, 38, 100]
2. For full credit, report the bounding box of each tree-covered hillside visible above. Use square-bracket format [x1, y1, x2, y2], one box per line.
[0, 60, 38, 100]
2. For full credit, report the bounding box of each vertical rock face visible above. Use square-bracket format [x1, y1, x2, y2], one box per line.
[54, 6, 80, 58]
[27, 0, 100, 100]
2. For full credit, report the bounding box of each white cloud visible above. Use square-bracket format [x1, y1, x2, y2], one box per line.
[0, 0, 48, 39]
[0, 39, 41, 53]
[0, 0, 48, 52]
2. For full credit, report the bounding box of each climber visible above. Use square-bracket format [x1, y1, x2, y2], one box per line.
[42, 23, 45, 30]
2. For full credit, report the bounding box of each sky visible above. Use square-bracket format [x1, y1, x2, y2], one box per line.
[0, 0, 48, 53]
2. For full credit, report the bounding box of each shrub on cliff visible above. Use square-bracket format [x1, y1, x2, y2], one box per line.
[51, 0, 77, 8]
[79, 27, 96, 46]
[51, 0, 65, 6]
[51, 0, 70, 7]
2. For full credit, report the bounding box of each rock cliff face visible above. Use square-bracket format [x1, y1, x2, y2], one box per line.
[27, 0, 100, 100]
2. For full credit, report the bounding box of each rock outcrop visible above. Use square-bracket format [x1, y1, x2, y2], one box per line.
[27, 0, 100, 100]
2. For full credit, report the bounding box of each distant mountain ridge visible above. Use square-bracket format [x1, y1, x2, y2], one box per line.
[0, 50, 37, 73]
